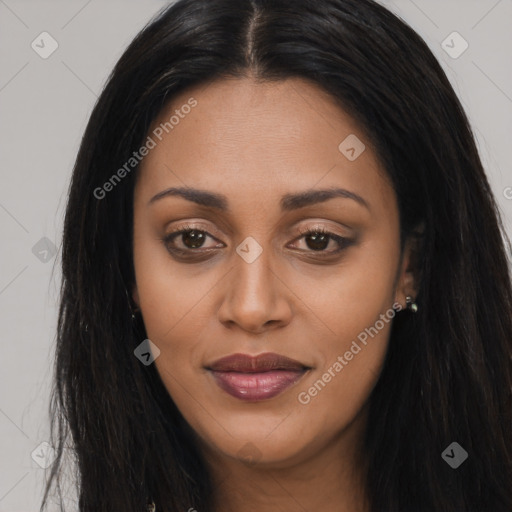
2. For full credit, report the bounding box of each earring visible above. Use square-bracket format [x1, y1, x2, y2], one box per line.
[131, 306, 141, 321]
[405, 295, 419, 313]
[126, 287, 140, 321]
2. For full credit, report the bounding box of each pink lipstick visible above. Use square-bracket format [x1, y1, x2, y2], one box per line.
[206, 353, 310, 401]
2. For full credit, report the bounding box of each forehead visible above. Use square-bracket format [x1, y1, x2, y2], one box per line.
[135, 77, 393, 215]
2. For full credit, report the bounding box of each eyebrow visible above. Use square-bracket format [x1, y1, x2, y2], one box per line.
[148, 186, 369, 212]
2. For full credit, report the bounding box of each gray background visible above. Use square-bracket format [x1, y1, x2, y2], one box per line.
[0, 0, 511, 510]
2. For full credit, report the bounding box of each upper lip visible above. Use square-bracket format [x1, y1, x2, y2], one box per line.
[207, 352, 310, 373]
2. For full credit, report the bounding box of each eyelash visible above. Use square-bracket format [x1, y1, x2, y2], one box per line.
[295, 226, 350, 253]
[162, 224, 351, 258]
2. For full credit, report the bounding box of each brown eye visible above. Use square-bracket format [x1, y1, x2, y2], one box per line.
[304, 232, 330, 251]
[292, 227, 351, 254]
[180, 230, 206, 249]
[162, 227, 224, 255]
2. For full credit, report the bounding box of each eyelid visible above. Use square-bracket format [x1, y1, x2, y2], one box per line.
[296, 223, 347, 237]
[164, 220, 224, 238]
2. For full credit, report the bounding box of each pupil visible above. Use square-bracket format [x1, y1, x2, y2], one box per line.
[306, 233, 329, 251]
[183, 230, 205, 249]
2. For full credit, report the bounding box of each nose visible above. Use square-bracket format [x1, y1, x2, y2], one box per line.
[217, 249, 293, 334]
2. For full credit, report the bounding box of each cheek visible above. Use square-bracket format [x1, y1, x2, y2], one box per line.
[132, 236, 229, 414]
[290, 234, 399, 422]
[292, 231, 400, 345]
[132, 229, 217, 342]
[136, 275, 219, 394]
[296, 318, 393, 426]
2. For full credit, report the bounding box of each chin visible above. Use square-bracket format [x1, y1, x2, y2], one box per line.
[201, 424, 316, 468]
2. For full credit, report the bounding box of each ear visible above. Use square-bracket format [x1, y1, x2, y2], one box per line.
[394, 225, 423, 309]
[132, 285, 140, 309]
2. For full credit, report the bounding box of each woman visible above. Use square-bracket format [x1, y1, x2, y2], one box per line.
[42, 0, 512, 510]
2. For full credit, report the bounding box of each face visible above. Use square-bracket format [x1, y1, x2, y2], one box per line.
[132, 77, 415, 470]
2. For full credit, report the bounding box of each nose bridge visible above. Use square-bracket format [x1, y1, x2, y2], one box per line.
[234, 247, 273, 301]
[218, 238, 291, 332]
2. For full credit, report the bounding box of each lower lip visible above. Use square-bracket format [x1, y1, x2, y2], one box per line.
[209, 370, 307, 401]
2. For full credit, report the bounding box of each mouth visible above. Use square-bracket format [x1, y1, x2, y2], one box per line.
[206, 352, 311, 402]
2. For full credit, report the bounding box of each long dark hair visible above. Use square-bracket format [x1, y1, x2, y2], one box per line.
[43, 0, 512, 510]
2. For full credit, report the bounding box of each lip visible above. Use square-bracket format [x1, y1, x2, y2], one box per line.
[206, 352, 310, 401]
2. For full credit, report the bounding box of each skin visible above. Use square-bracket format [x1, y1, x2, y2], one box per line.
[132, 76, 417, 512]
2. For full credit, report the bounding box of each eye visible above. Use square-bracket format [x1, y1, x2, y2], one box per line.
[161, 224, 353, 260]
[290, 227, 351, 254]
[162, 225, 224, 254]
